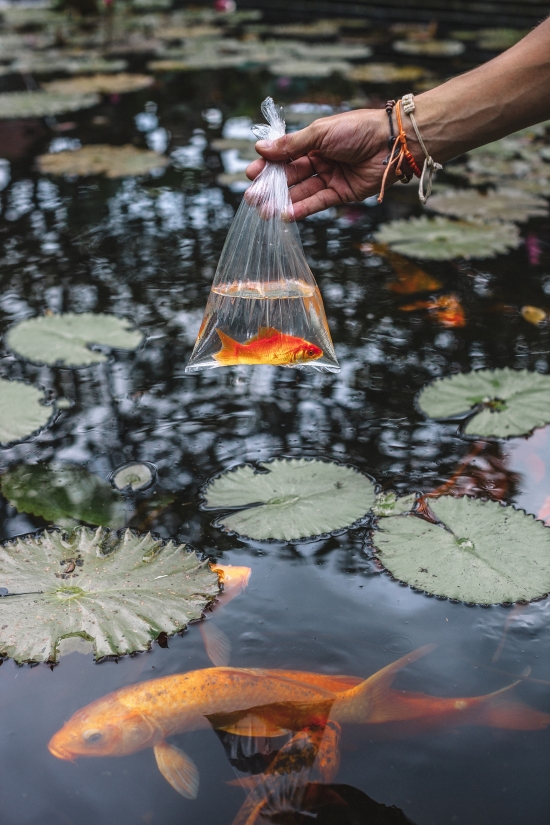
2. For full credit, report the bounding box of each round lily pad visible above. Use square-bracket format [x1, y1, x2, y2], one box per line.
[0, 378, 53, 445]
[0, 91, 99, 120]
[42, 74, 154, 96]
[427, 187, 548, 224]
[374, 216, 521, 260]
[373, 496, 550, 604]
[6, 312, 144, 367]
[393, 39, 465, 56]
[202, 458, 376, 541]
[346, 63, 425, 83]
[110, 461, 157, 492]
[37, 145, 169, 179]
[417, 368, 550, 438]
[0, 527, 220, 663]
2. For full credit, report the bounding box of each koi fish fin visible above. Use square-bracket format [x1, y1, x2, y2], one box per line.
[199, 621, 231, 667]
[215, 329, 240, 364]
[314, 720, 341, 783]
[153, 740, 199, 799]
[246, 326, 281, 344]
[226, 775, 264, 789]
[468, 682, 550, 730]
[211, 711, 290, 738]
[332, 644, 437, 724]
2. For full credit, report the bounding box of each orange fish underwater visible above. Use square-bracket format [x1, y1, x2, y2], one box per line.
[401, 294, 466, 327]
[214, 326, 323, 366]
[200, 564, 252, 666]
[48, 646, 549, 800]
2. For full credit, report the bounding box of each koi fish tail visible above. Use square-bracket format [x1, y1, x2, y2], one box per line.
[331, 644, 437, 724]
[467, 682, 550, 730]
[215, 329, 240, 365]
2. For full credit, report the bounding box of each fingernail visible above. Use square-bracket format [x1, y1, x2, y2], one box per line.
[256, 139, 273, 149]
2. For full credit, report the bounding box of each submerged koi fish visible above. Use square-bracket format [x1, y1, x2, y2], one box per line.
[401, 294, 466, 327]
[200, 564, 252, 667]
[214, 327, 323, 367]
[48, 646, 549, 799]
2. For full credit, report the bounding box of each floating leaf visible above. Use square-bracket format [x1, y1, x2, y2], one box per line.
[6, 312, 144, 367]
[427, 187, 548, 224]
[346, 63, 426, 83]
[373, 496, 550, 604]
[11, 53, 127, 76]
[268, 60, 351, 78]
[393, 39, 465, 57]
[476, 28, 528, 50]
[0, 527, 219, 663]
[0, 91, 99, 120]
[417, 368, 550, 438]
[41, 74, 154, 96]
[0, 378, 53, 445]
[37, 144, 169, 179]
[374, 216, 521, 260]
[1, 463, 126, 528]
[202, 458, 376, 541]
[372, 492, 416, 517]
[110, 461, 157, 492]
[521, 306, 547, 326]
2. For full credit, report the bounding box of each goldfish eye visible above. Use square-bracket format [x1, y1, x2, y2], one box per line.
[83, 729, 103, 744]
[307, 348, 316, 357]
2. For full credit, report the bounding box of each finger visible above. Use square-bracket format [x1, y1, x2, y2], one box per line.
[286, 156, 316, 185]
[245, 158, 266, 180]
[291, 189, 344, 221]
[289, 174, 326, 204]
[255, 121, 324, 162]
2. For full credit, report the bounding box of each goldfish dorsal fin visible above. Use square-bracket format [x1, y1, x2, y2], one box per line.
[331, 644, 437, 724]
[246, 326, 281, 344]
[154, 740, 199, 799]
[199, 621, 231, 667]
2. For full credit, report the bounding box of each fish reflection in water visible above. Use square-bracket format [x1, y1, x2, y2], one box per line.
[48, 645, 549, 815]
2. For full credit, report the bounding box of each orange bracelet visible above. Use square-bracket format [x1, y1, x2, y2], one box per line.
[395, 99, 422, 178]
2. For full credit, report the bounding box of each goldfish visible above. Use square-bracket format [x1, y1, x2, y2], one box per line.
[368, 243, 442, 295]
[48, 645, 550, 800]
[400, 294, 466, 327]
[200, 564, 252, 666]
[521, 305, 547, 325]
[214, 326, 323, 366]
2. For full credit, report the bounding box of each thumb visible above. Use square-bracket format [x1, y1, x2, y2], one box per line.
[255, 122, 324, 162]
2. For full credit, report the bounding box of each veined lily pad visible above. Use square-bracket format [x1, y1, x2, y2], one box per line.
[37, 145, 169, 179]
[373, 496, 550, 604]
[427, 187, 548, 224]
[6, 312, 144, 367]
[0, 378, 53, 445]
[202, 458, 376, 541]
[346, 63, 426, 83]
[1, 464, 126, 529]
[373, 216, 521, 260]
[42, 74, 154, 96]
[0, 91, 99, 120]
[0, 527, 219, 663]
[417, 368, 550, 438]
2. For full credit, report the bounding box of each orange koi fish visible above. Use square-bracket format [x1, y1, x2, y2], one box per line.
[214, 327, 323, 366]
[200, 564, 252, 667]
[48, 646, 549, 799]
[368, 243, 442, 295]
[401, 294, 466, 327]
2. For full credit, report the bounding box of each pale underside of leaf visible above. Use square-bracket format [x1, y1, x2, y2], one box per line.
[0, 378, 53, 445]
[6, 312, 144, 367]
[418, 368, 550, 437]
[374, 496, 550, 604]
[0, 527, 219, 663]
[203, 458, 376, 541]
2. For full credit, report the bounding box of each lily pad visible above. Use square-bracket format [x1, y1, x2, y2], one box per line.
[0, 91, 99, 120]
[346, 63, 426, 83]
[393, 39, 465, 57]
[6, 312, 144, 368]
[37, 144, 169, 179]
[0, 378, 53, 445]
[372, 491, 416, 517]
[476, 28, 528, 50]
[1, 464, 126, 528]
[202, 458, 376, 541]
[110, 461, 157, 492]
[373, 496, 550, 604]
[268, 60, 351, 78]
[417, 368, 550, 438]
[373, 216, 521, 260]
[0, 527, 219, 663]
[41, 74, 154, 96]
[11, 53, 127, 77]
[427, 187, 548, 224]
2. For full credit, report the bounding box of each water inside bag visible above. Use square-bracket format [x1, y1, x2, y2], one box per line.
[185, 98, 340, 373]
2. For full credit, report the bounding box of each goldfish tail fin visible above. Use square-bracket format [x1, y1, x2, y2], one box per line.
[332, 644, 437, 724]
[154, 740, 199, 799]
[215, 329, 240, 365]
[199, 621, 231, 667]
[470, 682, 550, 730]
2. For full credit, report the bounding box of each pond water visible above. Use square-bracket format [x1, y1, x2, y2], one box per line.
[0, 21, 550, 825]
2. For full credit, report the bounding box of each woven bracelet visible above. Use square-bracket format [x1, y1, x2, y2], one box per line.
[401, 93, 442, 204]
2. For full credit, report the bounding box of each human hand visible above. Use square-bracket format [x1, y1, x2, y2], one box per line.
[245, 108, 393, 220]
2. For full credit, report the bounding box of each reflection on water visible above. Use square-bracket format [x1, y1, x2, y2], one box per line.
[0, 42, 549, 825]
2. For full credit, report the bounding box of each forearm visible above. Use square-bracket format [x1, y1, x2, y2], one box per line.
[409, 17, 550, 165]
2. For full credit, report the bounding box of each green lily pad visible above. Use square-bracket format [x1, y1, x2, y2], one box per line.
[37, 145, 169, 179]
[202, 458, 376, 541]
[427, 187, 548, 224]
[6, 312, 144, 367]
[372, 491, 416, 517]
[373, 216, 521, 260]
[0, 527, 219, 663]
[393, 39, 465, 57]
[373, 496, 550, 604]
[1, 463, 126, 528]
[417, 368, 550, 438]
[0, 91, 99, 120]
[42, 74, 154, 96]
[0, 378, 53, 446]
[346, 63, 426, 83]
[268, 60, 351, 78]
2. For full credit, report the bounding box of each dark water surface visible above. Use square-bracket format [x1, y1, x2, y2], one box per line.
[0, 62, 550, 825]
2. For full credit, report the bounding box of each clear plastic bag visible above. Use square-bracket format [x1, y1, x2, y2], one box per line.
[185, 97, 340, 374]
